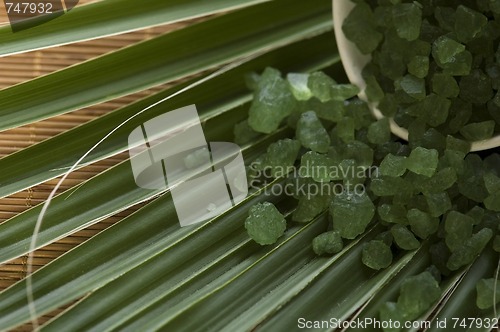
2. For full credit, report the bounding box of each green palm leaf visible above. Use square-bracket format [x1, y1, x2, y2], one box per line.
[0, 0, 269, 57]
[0, 0, 331, 131]
[0, 33, 339, 199]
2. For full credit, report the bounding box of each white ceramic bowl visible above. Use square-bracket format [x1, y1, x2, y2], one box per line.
[333, 0, 500, 152]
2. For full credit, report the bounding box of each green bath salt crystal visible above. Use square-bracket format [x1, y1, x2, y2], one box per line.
[483, 172, 500, 194]
[311, 99, 345, 123]
[362, 240, 393, 270]
[455, 5, 488, 43]
[342, 2, 383, 54]
[392, 3, 422, 41]
[446, 135, 470, 155]
[248, 68, 295, 134]
[367, 118, 391, 145]
[434, 6, 455, 32]
[458, 155, 490, 202]
[476, 278, 500, 309]
[432, 36, 472, 76]
[364, 75, 384, 102]
[379, 154, 407, 177]
[329, 84, 360, 101]
[448, 99, 472, 134]
[312, 231, 343, 255]
[299, 151, 335, 182]
[484, 192, 500, 211]
[287, 73, 312, 101]
[407, 208, 439, 239]
[296, 111, 330, 153]
[376, 231, 394, 247]
[378, 204, 408, 225]
[426, 265, 442, 283]
[407, 55, 429, 79]
[407, 147, 439, 177]
[391, 224, 420, 250]
[424, 192, 452, 218]
[293, 192, 330, 223]
[378, 94, 398, 117]
[432, 36, 466, 66]
[466, 206, 485, 225]
[245, 202, 286, 245]
[307, 71, 336, 102]
[397, 271, 441, 320]
[459, 69, 494, 104]
[459, 121, 496, 141]
[445, 211, 474, 252]
[335, 117, 356, 143]
[379, 302, 404, 332]
[394, 75, 426, 101]
[447, 228, 493, 270]
[442, 50, 472, 76]
[331, 190, 375, 239]
[370, 176, 407, 197]
[261, 139, 301, 178]
[431, 73, 459, 98]
[420, 94, 451, 127]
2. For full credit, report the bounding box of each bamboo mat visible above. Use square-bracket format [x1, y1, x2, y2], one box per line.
[0, 1, 208, 329]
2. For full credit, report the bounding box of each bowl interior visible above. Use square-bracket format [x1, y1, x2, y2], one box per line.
[332, 0, 500, 151]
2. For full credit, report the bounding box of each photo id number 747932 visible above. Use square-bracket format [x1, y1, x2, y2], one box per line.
[5, 2, 53, 14]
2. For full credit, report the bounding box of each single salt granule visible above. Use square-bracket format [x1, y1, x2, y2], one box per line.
[397, 271, 441, 320]
[362, 240, 393, 270]
[299, 151, 335, 183]
[408, 208, 439, 239]
[371, 176, 407, 197]
[476, 278, 500, 309]
[432, 73, 459, 98]
[447, 228, 493, 270]
[454, 5, 488, 43]
[245, 202, 287, 245]
[248, 68, 296, 134]
[391, 224, 420, 250]
[445, 211, 474, 252]
[424, 192, 452, 218]
[307, 71, 336, 102]
[459, 69, 493, 105]
[408, 55, 429, 78]
[432, 36, 472, 76]
[342, 2, 383, 54]
[330, 84, 360, 101]
[335, 117, 356, 143]
[287, 73, 312, 101]
[367, 118, 391, 145]
[331, 190, 375, 239]
[394, 74, 426, 100]
[261, 139, 301, 178]
[460, 121, 496, 142]
[296, 111, 330, 153]
[379, 302, 404, 332]
[378, 204, 408, 225]
[407, 147, 439, 177]
[379, 153, 407, 177]
[484, 192, 500, 211]
[312, 231, 343, 255]
[293, 192, 329, 223]
[392, 3, 422, 41]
